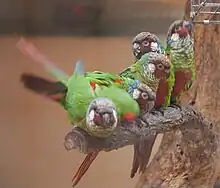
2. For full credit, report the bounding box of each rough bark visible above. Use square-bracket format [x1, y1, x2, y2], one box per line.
[64, 106, 196, 154]
[63, 1, 220, 187]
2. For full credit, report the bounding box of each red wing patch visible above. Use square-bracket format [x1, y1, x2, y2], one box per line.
[123, 112, 135, 120]
[115, 79, 122, 84]
[89, 81, 96, 91]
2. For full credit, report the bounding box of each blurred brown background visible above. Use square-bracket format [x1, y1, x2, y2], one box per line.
[0, 1, 184, 188]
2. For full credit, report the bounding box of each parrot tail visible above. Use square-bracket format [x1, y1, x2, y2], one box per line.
[16, 37, 69, 85]
[20, 73, 67, 102]
[130, 134, 157, 178]
[72, 151, 99, 187]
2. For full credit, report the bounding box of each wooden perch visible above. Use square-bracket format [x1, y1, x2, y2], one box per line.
[63, 106, 201, 154]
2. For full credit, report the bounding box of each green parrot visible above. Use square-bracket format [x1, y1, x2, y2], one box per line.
[165, 19, 195, 107]
[21, 61, 143, 187]
[17, 38, 156, 187]
[120, 51, 174, 111]
[22, 61, 141, 136]
[119, 51, 175, 178]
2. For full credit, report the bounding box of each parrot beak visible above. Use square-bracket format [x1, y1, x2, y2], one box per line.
[183, 20, 193, 36]
[183, 20, 193, 29]
[177, 27, 188, 38]
[165, 69, 170, 78]
[86, 98, 118, 137]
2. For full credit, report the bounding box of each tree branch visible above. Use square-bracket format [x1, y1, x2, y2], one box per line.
[64, 106, 200, 154]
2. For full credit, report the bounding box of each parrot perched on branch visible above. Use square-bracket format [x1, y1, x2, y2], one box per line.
[119, 51, 174, 178]
[165, 19, 195, 107]
[17, 38, 156, 187]
[132, 31, 166, 61]
[120, 52, 174, 111]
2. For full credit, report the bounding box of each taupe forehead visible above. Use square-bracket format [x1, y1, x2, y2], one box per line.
[167, 20, 183, 36]
[148, 54, 170, 65]
[132, 32, 158, 44]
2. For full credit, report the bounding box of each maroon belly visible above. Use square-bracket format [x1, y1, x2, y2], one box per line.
[171, 69, 193, 98]
[155, 79, 169, 108]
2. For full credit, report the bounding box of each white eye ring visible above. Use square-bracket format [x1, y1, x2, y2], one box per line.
[141, 92, 148, 100]
[148, 63, 156, 73]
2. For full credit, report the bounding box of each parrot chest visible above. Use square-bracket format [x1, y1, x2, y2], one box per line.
[155, 79, 169, 108]
[170, 38, 194, 69]
[171, 69, 193, 97]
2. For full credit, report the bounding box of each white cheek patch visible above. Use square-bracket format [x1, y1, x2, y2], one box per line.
[171, 33, 179, 41]
[112, 110, 118, 129]
[132, 89, 141, 100]
[148, 63, 156, 73]
[151, 42, 158, 51]
[133, 43, 141, 52]
[133, 43, 139, 49]
[87, 110, 95, 125]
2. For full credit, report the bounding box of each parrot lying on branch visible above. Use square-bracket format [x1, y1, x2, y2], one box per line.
[17, 38, 156, 187]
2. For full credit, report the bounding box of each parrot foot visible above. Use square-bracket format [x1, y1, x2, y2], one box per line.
[150, 106, 164, 116]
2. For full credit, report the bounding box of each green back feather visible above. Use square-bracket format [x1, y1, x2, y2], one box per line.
[165, 32, 195, 103]
[120, 53, 160, 92]
[164, 64, 175, 108]
[65, 62, 95, 123]
[95, 85, 140, 117]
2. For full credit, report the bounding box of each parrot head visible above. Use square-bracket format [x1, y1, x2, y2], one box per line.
[140, 52, 171, 81]
[129, 81, 156, 113]
[132, 32, 164, 60]
[167, 20, 193, 43]
[86, 97, 118, 138]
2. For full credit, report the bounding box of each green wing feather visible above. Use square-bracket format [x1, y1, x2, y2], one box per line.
[65, 61, 95, 123]
[85, 71, 125, 88]
[95, 85, 140, 118]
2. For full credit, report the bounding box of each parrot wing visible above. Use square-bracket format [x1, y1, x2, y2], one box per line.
[95, 85, 140, 120]
[85, 71, 124, 88]
[66, 61, 96, 122]
[119, 66, 134, 79]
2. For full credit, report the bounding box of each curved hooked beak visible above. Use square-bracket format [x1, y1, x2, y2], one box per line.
[164, 69, 170, 79]
[183, 20, 193, 35]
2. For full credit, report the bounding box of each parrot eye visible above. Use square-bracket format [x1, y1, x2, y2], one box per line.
[141, 92, 148, 100]
[157, 63, 164, 70]
[142, 40, 149, 47]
